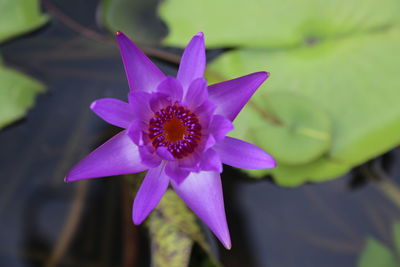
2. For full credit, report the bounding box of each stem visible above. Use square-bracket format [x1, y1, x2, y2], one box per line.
[121, 179, 139, 267]
[41, 0, 181, 64]
[45, 181, 88, 267]
[42, 0, 111, 42]
[248, 101, 283, 126]
[364, 160, 400, 211]
[377, 178, 400, 210]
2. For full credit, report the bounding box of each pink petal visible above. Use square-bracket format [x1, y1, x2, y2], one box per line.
[208, 72, 269, 121]
[156, 76, 183, 102]
[132, 163, 169, 224]
[171, 171, 231, 249]
[90, 98, 134, 128]
[65, 131, 148, 182]
[184, 78, 208, 108]
[116, 31, 165, 92]
[177, 32, 206, 92]
[214, 137, 276, 169]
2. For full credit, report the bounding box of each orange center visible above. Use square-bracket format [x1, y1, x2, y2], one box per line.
[163, 117, 187, 142]
[148, 104, 202, 159]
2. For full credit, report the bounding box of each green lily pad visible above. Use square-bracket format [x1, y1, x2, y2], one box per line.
[98, 0, 167, 45]
[159, 0, 400, 48]
[231, 91, 331, 166]
[244, 156, 350, 187]
[207, 27, 400, 185]
[0, 0, 49, 43]
[358, 238, 398, 267]
[0, 66, 45, 129]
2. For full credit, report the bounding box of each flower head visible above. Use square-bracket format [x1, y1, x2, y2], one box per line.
[65, 31, 276, 249]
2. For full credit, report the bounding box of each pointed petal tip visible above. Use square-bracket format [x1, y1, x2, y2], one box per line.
[115, 31, 129, 41]
[262, 153, 277, 169]
[89, 101, 97, 110]
[115, 30, 165, 92]
[64, 172, 75, 183]
[257, 71, 270, 81]
[223, 239, 232, 250]
[64, 172, 80, 183]
[271, 158, 277, 168]
[132, 213, 144, 225]
[195, 32, 204, 38]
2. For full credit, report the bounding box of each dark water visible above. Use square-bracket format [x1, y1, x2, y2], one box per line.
[0, 1, 399, 266]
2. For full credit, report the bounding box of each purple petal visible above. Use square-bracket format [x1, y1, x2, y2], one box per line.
[171, 171, 231, 249]
[127, 119, 144, 145]
[165, 162, 190, 183]
[208, 72, 269, 121]
[65, 131, 148, 182]
[178, 152, 201, 171]
[149, 92, 171, 113]
[128, 91, 152, 122]
[90, 98, 134, 128]
[132, 163, 169, 224]
[204, 134, 216, 150]
[138, 145, 162, 168]
[156, 76, 183, 102]
[156, 147, 175, 161]
[194, 101, 217, 129]
[177, 32, 206, 92]
[199, 149, 223, 173]
[116, 31, 165, 92]
[214, 137, 276, 169]
[184, 78, 208, 108]
[209, 115, 234, 142]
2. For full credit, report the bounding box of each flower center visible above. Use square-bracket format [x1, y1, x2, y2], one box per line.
[148, 104, 202, 159]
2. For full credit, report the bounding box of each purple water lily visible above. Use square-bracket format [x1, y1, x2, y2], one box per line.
[65, 31, 275, 249]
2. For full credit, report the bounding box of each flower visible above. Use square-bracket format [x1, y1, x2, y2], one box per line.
[65, 31, 276, 249]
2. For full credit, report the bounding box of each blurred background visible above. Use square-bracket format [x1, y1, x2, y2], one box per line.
[0, 0, 400, 266]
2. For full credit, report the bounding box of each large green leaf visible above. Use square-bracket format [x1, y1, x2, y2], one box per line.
[358, 238, 398, 267]
[0, 0, 49, 43]
[147, 190, 220, 267]
[245, 157, 351, 187]
[159, 0, 400, 48]
[0, 0, 48, 129]
[229, 91, 332, 166]
[0, 66, 45, 129]
[207, 27, 400, 186]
